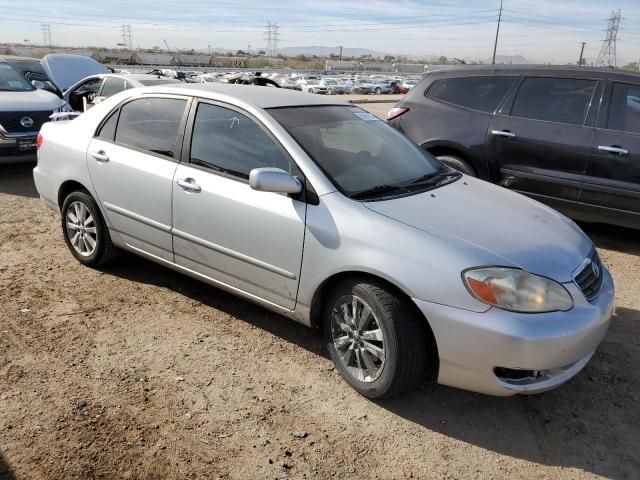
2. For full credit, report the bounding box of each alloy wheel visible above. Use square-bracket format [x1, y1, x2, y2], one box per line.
[65, 201, 98, 257]
[331, 295, 385, 382]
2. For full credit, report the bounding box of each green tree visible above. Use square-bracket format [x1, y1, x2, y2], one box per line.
[621, 61, 639, 72]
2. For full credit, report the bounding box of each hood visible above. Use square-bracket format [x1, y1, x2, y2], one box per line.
[0, 88, 65, 112]
[363, 176, 592, 283]
[41, 54, 110, 92]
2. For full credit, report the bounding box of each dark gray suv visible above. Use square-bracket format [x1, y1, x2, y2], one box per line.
[388, 66, 640, 230]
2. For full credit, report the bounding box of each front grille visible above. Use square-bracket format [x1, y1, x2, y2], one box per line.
[574, 251, 604, 301]
[0, 111, 52, 133]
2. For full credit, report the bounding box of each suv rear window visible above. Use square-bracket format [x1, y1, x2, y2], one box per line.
[426, 76, 515, 113]
[511, 77, 596, 126]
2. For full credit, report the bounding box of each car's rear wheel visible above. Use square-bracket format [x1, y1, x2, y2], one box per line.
[435, 154, 477, 177]
[375, 87, 382, 95]
[324, 278, 432, 399]
[61, 191, 118, 267]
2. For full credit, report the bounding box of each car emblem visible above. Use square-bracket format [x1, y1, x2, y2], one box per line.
[591, 260, 600, 278]
[20, 117, 34, 128]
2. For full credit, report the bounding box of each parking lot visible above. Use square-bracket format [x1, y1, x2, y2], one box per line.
[1, 100, 639, 479]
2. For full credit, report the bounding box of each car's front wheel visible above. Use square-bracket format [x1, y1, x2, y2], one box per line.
[61, 190, 119, 267]
[324, 278, 433, 399]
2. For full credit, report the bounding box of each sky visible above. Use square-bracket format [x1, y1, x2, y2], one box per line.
[1, 0, 639, 64]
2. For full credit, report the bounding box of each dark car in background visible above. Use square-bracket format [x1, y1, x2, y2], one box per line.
[388, 66, 640, 229]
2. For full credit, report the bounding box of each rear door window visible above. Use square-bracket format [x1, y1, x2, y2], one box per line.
[426, 76, 515, 113]
[189, 102, 292, 179]
[607, 82, 640, 134]
[511, 77, 597, 125]
[114, 97, 187, 158]
[100, 77, 126, 97]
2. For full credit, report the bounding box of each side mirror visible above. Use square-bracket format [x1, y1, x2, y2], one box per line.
[31, 80, 46, 89]
[249, 168, 302, 194]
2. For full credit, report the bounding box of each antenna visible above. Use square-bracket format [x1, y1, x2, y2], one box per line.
[595, 9, 622, 68]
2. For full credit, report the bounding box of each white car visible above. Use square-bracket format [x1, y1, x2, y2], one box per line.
[300, 79, 329, 95]
[33, 84, 613, 399]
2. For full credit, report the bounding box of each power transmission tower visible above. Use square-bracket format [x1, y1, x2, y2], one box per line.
[120, 24, 133, 51]
[264, 22, 280, 57]
[491, 0, 503, 65]
[595, 10, 621, 68]
[41, 23, 52, 47]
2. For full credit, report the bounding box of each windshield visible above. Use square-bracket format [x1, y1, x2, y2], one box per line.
[0, 63, 34, 91]
[268, 106, 449, 198]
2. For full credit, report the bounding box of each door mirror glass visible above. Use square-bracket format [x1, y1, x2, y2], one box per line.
[249, 168, 302, 194]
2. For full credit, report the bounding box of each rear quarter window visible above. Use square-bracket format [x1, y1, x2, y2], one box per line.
[425, 76, 515, 113]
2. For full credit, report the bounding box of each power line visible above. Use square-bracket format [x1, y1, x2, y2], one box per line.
[120, 24, 133, 50]
[595, 9, 622, 68]
[264, 21, 280, 57]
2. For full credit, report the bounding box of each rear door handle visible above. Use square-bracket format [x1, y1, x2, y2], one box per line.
[90, 150, 109, 163]
[176, 178, 201, 193]
[598, 145, 628, 155]
[491, 130, 516, 139]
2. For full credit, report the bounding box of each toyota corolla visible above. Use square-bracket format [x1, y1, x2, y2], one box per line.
[33, 84, 614, 398]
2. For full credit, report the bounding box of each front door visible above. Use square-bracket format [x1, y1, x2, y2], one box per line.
[487, 76, 599, 215]
[579, 81, 640, 228]
[172, 100, 306, 310]
[87, 96, 188, 261]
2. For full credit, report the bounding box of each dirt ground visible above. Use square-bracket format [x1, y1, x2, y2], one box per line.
[1, 152, 639, 479]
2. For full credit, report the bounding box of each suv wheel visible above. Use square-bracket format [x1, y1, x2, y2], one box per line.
[435, 155, 476, 177]
[324, 278, 433, 399]
[61, 190, 119, 267]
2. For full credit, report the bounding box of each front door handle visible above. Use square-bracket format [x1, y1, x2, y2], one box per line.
[90, 150, 109, 163]
[491, 130, 516, 139]
[176, 178, 201, 193]
[598, 145, 628, 156]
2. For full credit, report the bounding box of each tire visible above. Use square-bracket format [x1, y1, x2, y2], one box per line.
[435, 154, 477, 177]
[375, 87, 382, 95]
[61, 190, 119, 267]
[324, 278, 433, 399]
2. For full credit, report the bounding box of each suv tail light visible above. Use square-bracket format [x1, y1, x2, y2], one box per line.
[387, 107, 409, 121]
[36, 133, 43, 151]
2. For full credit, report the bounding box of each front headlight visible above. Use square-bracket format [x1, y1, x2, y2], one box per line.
[463, 267, 573, 313]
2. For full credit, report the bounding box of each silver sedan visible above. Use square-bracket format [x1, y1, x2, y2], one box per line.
[33, 84, 614, 398]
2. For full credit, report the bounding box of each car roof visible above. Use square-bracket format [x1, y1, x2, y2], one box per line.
[147, 83, 351, 108]
[425, 64, 640, 82]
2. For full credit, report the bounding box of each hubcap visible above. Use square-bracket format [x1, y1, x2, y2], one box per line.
[331, 295, 385, 383]
[65, 201, 97, 257]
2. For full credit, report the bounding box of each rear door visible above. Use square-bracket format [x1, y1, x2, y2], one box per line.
[86, 95, 189, 261]
[487, 76, 600, 215]
[579, 81, 640, 228]
[171, 100, 306, 310]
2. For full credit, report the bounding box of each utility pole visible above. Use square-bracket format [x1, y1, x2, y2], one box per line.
[578, 42, 586, 65]
[339, 45, 343, 61]
[41, 23, 52, 47]
[491, 0, 503, 65]
[265, 22, 280, 57]
[596, 9, 621, 67]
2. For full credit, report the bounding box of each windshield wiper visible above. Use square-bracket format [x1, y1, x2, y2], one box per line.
[404, 170, 461, 187]
[349, 184, 407, 200]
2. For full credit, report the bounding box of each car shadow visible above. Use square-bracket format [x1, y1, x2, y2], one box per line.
[580, 221, 640, 256]
[0, 163, 38, 199]
[101, 254, 640, 479]
[0, 452, 15, 480]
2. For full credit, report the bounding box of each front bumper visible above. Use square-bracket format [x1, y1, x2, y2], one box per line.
[413, 268, 614, 396]
[0, 131, 38, 164]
